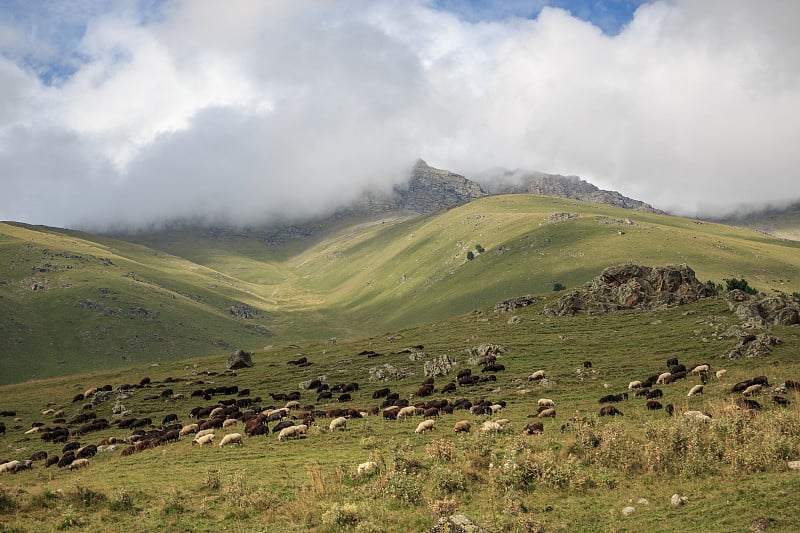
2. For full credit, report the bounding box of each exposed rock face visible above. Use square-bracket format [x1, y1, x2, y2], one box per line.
[542, 264, 715, 316]
[393, 160, 486, 213]
[227, 349, 253, 370]
[726, 291, 800, 328]
[424, 355, 456, 377]
[430, 515, 487, 533]
[481, 171, 662, 213]
[494, 296, 536, 313]
[229, 304, 258, 319]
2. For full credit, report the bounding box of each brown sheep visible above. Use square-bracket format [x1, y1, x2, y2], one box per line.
[453, 420, 471, 433]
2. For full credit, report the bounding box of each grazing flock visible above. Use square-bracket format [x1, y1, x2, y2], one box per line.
[1, 346, 798, 479]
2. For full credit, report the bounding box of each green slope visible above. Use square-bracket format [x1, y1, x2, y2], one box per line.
[1, 194, 799, 384]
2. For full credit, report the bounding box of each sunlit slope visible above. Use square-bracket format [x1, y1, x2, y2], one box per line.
[0, 223, 280, 384]
[287, 194, 800, 329]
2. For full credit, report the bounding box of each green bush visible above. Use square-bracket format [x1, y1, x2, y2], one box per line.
[724, 278, 758, 294]
[466, 251, 475, 260]
[553, 282, 566, 291]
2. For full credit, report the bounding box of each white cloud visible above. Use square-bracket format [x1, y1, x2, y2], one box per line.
[1, 0, 799, 229]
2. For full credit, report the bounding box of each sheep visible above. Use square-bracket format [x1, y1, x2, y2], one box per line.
[192, 434, 216, 446]
[0, 460, 21, 474]
[278, 424, 308, 441]
[522, 422, 544, 435]
[683, 410, 711, 422]
[219, 433, 243, 447]
[453, 420, 471, 433]
[665, 403, 675, 416]
[396, 406, 419, 419]
[415, 419, 435, 434]
[656, 372, 673, 385]
[179, 424, 199, 437]
[646, 389, 663, 399]
[646, 400, 663, 410]
[480, 420, 503, 433]
[743, 384, 762, 397]
[599, 405, 623, 416]
[687, 384, 704, 397]
[84, 387, 98, 399]
[537, 398, 555, 408]
[284, 400, 301, 410]
[691, 364, 710, 374]
[195, 428, 215, 439]
[222, 419, 238, 428]
[329, 416, 347, 432]
[528, 370, 546, 381]
[357, 461, 378, 476]
[69, 458, 90, 470]
[715, 369, 727, 379]
[666, 357, 679, 368]
[537, 408, 556, 418]
[628, 380, 643, 390]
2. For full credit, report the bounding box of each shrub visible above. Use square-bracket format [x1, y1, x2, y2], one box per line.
[475, 244, 484, 254]
[553, 282, 566, 291]
[725, 278, 757, 294]
[426, 439, 455, 462]
[322, 502, 362, 527]
[466, 251, 475, 260]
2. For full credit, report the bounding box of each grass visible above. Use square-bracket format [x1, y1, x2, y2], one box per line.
[1, 291, 799, 531]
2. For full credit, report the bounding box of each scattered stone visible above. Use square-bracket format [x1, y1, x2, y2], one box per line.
[424, 355, 456, 377]
[750, 517, 774, 532]
[229, 303, 259, 319]
[671, 494, 688, 507]
[621, 506, 635, 516]
[430, 514, 487, 533]
[507, 316, 522, 324]
[227, 349, 253, 370]
[408, 351, 429, 362]
[637, 498, 649, 505]
[369, 364, 412, 382]
[494, 295, 537, 313]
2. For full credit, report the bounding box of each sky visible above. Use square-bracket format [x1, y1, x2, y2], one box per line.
[0, 0, 798, 230]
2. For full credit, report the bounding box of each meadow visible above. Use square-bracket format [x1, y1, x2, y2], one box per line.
[1, 292, 799, 532]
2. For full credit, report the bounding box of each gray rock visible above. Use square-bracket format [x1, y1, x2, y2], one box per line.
[227, 349, 253, 370]
[671, 494, 688, 506]
[369, 364, 412, 382]
[621, 506, 636, 516]
[430, 514, 487, 533]
[424, 355, 456, 377]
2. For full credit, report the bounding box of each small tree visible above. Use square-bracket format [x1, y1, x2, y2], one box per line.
[553, 282, 566, 292]
[475, 244, 485, 254]
[466, 251, 475, 261]
[724, 278, 757, 295]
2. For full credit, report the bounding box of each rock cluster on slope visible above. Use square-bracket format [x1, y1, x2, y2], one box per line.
[542, 264, 715, 316]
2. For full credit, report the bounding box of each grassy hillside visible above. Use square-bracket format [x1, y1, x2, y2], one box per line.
[2, 194, 799, 384]
[0, 293, 799, 532]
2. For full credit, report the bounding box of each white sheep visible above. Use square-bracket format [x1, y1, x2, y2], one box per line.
[537, 398, 555, 408]
[219, 433, 243, 447]
[193, 434, 216, 446]
[687, 384, 704, 397]
[528, 370, 546, 381]
[24, 427, 40, 434]
[195, 428, 215, 439]
[209, 407, 225, 419]
[691, 364, 710, 374]
[490, 404, 504, 414]
[42, 408, 55, 416]
[743, 384, 762, 397]
[415, 419, 435, 434]
[69, 458, 90, 470]
[278, 424, 308, 441]
[222, 419, 238, 428]
[656, 372, 672, 385]
[357, 461, 378, 476]
[179, 423, 199, 437]
[683, 410, 711, 422]
[396, 406, 419, 419]
[537, 408, 556, 418]
[481, 420, 504, 433]
[628, 381, 643, 390]
[83, 387, 97, 398]
[284, 400, 301, 410]
[0, 461, 21, 474]
[715, 369, 727, 379]
[329, 416, 347, 431]
[495, 418, 510, 427]
[97, 445, 118, 453]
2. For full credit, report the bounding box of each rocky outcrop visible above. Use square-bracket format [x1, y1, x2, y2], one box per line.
[229, 304, 259, 319]
[227, 349, 253, 370]
[482, 171, 662, 214]
[726, 290, 800, 328]
[369, 364, 412, 382]
[542, 264, 715, 316]
[424, 355, 456, 377]
[494, 296, 536, 313]
[393, 160, 486, 213]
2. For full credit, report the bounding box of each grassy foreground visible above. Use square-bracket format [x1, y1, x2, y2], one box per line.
[1, 294, 800, 532]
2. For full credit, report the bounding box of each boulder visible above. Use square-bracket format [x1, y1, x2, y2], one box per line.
[227, 349, 253, 370]
[424, 355, 456, 377]
[670, 494, 688, 507]
[727, 291, 800, 327]
[369, 364, 412, 382]
[430, 515, 487, 533]
[494, 296, 537, 313]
